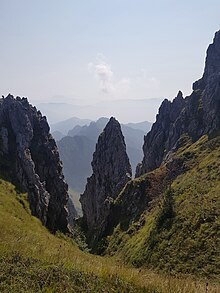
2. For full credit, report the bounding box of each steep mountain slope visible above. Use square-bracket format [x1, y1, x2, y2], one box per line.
[2, 178, 216, 292]
[82, 30, 220, 277]
[106, 135, 220, 276]
[0, 179, 151, 292]
[0, 95, 76, 232]
[80, 117, 132, 247]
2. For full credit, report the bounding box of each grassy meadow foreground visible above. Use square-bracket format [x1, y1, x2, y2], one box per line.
[0, 179, 219, 292]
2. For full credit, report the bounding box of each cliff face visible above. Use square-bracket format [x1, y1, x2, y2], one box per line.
[0, 94, 75, 232]
[102, 32, 220, 274]
[108, 155, 187, 234]
[80, 117, 132, 245]
[137, 30, 220, 176]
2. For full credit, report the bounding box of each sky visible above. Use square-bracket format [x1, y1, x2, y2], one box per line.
[0, 0, 220, 123]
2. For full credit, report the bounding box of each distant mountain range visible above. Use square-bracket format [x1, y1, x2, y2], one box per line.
[37, 98, 162, 124]
[51, 117, 92, 135]
[55, 117, 152, 194]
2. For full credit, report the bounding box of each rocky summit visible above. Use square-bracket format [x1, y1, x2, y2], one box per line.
[0, 94, 76, 232]
[80, 117, 132, 246]
[136, 30, 220, 176]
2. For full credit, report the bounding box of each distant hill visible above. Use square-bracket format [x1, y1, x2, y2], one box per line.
[51, 117, 92, 135]
[67, 117, 109, 140]
[126, 121, 152, 132]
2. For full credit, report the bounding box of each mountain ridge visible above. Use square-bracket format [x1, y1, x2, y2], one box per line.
[137, 30, 220, 176]
[78, 30, 220, 277]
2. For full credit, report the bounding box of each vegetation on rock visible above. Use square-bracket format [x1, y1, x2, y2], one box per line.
[106, 135, 220, 278]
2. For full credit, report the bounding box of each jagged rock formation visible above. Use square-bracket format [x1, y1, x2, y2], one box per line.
[57, 118, 149, 193]
[137, 30, 220, 176]
[108, 155, 187, 233]
[80, 117, 132, 245]
[0, 94, 76, 232]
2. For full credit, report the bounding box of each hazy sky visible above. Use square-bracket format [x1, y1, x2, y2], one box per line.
[0, 0, 220, 121]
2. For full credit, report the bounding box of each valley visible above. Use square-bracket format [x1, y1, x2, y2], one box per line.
[0, 8, 220, 292]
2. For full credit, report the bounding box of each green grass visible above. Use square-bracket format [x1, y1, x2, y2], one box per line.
[106, 135, 220, 280]
[0, 179, 151, 292]
[0, 253, 143, 293]
[1, 177, 219, 292]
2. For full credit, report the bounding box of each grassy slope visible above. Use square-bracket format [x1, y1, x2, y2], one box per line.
[0, 180, 148, 292]
[106, 135, 220, 279]
[1, 178, 219, 292]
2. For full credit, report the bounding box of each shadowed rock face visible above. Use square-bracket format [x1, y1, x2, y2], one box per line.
[0, 94, 76, 232]
[137, 30, 220, 176]
[80, 117, 132, 245]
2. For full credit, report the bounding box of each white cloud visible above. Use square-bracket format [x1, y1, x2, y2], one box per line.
[88, 55, 114, 94]
[95, 63, 114, 93]
[88, 55, 160, 99]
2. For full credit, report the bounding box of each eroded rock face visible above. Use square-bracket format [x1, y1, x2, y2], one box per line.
[107, 155, 187, 236]
[137, 30, 220, 176]
[80, 117, 132, 244]
[0, 94, 76, 232]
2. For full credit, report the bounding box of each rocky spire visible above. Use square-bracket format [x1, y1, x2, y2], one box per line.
[137, 30, 220, 176]
[136, 91, 185, 176]
[80, 117, 132, 245]
[193, 30, 220, 92]
[0, 94, 76, 232]
[193, 29, 220, 133]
